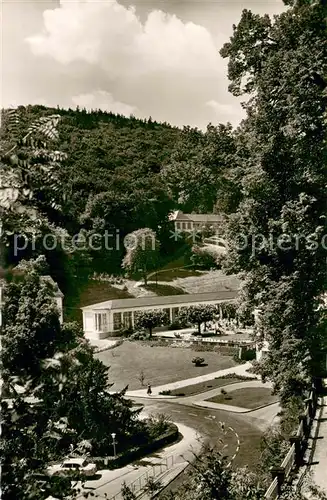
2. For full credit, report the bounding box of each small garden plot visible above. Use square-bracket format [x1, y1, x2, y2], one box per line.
[206, 387, 278, 409]
[163, 375, 257, 397]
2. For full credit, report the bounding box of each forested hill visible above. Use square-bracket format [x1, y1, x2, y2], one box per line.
[9, 105, 186, 234]
[2, 105, 239, 284]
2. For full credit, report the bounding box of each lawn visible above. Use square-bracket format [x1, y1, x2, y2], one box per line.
[65, 280, 133, 324]
[142, 284, 186, 295]
[167, 375, 256, 397]
[151, 267, 203, 282]
[207, 387, 278, 409]
[96, 341, 238, 391]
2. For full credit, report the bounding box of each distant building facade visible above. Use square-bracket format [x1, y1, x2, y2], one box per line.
[169, 210, 224, 233]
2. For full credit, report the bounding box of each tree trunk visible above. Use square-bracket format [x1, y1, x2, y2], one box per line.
[198, 323, 201, 335]
[149, 326, 152, 338]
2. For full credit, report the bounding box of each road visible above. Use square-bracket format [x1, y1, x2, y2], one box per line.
[133, 396, 277, 468]
[78, 393, 280, 499]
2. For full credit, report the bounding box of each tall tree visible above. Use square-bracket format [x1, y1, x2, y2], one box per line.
[178, 305, 216, 334]
[161, 124, 238, 213]
[220, 0, 327, 409]
[122, 228, 160, 285]
[0, 110, 67, 265]
[1, 258, 144, 499]
[135, 310, 166, 337]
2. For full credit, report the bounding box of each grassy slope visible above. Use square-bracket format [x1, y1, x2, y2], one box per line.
[142, 284, 186, 295]
[65, 280, 133, 324]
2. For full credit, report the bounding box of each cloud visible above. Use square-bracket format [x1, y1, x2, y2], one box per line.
[27, 1, 222, 79]
[25, 0, 235, 128]
[72, 91, 138, 117]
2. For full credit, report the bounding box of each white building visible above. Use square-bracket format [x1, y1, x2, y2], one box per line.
[169, 210, 224, 233]
[82, 290, 237, 340]
[0, 275, 64, 327]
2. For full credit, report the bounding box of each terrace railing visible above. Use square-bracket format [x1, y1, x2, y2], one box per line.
[108, 454, 178, 500]
[264, 381, 319, 499]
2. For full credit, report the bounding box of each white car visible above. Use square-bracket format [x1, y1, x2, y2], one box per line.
[47, 457, 97, 477]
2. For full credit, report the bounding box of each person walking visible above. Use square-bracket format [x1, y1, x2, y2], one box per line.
[147, 384, 152, 396]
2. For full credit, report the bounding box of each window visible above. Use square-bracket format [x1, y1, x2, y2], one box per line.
[95, 313, 107, 331]
[113, 312, 122, 331]
[182, 222, 187, 230]
[176, 222, 180, 229]
[162, 308, 170, 324]
[187, 222, 192, 229]
[122, 311, 133, 329]
[172, 307, 179, 321]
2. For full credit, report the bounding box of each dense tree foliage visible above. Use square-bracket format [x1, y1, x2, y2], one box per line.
[221, 0, 327, 410]
[0, 258, 145, 499]
[0, 111, 67, 267]
[1, 105, 238, 284]
[122, 228, 161, 285]
[178, 305, 217, 334]
[162, 124, 239, 214]
[135, 310, 167, 337]
[159, 447, 264, 500]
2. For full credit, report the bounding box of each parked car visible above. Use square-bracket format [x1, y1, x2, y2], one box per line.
[47, 457, 97, 478]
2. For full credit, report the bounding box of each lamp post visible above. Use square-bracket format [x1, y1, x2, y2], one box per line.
[111, 433, 117, 458]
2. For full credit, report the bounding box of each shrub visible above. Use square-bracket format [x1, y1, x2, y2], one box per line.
[220, 389, 232, 400]
[190, 245, 218, 270]
[129, 330, 149, 341]
[168, 320, 188, 330]
[233, 352, 247, 364]
[119, 326, 134, 337]
[146, 413, 172, 439]
[215, 373, 257, 381]
[143, 476, 162, 495]
[192, 357, 205, 367]
[159, 390, 172, 396]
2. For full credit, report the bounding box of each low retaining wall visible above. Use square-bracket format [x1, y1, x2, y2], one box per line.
[92, 424, 179, 469]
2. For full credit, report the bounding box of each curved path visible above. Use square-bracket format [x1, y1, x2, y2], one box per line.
[77, 421, 202, 500]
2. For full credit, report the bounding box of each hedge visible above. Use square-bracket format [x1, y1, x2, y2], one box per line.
[92, 423, 179, 469]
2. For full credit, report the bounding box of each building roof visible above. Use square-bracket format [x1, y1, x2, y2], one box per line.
[168, 210, 190, 221]
[189, 213, 223, 223]
[169, 211, 223, 223]
[81, 290, 238, 312]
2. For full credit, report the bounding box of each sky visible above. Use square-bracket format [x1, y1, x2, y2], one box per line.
[2, 0, 286, 130]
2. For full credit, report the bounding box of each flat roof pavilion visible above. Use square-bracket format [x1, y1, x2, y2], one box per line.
[82, 290, 238, 339]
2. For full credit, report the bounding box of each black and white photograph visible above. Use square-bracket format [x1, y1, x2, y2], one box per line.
[1, 0, 327, 499]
